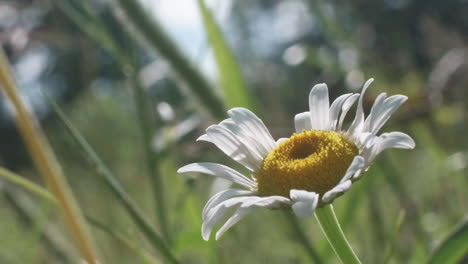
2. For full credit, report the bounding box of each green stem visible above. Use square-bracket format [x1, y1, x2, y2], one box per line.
[315, 205, 361, 264]
[131, 73, 170, 243]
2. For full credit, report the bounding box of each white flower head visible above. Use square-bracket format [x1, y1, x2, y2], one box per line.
[178, 79, 415, 241]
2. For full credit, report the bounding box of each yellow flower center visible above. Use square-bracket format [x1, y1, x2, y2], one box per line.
[256, 130, 358, 198]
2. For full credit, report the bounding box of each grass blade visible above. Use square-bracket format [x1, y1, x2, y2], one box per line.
[0, 167, 56, 203]
[427, 215, 468, 264]
[197, 0, 253, 109]
[0, 48, 99, 264]
[131, 73, 170, 243]
[284, 211, 323, 263]
[41, 91, 179, 264]
[87, 217, 160, 264]
[0, 168, 160, 264]
[384, 209, 406, 264]
[112, 0, 226, 119]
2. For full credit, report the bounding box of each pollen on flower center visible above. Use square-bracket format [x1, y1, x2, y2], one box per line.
[256, 130, 358, 198]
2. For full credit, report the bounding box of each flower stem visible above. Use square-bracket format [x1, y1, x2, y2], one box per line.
[315, 205, 361, 264]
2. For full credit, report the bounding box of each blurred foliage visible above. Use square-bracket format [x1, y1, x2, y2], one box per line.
[0, 0, 467, 263]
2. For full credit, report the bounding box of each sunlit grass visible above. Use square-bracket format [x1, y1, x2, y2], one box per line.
[0, 0, 467, 263]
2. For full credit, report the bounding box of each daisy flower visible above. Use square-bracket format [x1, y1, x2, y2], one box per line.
[178, 78, 415, 241]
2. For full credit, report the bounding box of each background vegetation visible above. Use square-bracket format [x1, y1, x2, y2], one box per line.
[0, 0, 467, 263]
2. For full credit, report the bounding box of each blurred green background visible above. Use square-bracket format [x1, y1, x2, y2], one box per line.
[0, 0, 467, 263]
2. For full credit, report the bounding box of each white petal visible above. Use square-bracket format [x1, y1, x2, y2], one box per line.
[290, 190, 319, 217]
[276, 138, 288, 145]
[197, 134, 210, 142]
[337, 94, 359, 131]
[362, 93, 387, 133]
[322, 180, 352, 203]
[362, 132, 415, 166]
[309, 83, 330, 131]
[219, 119, 266, 158]
[374, 132, 415, 153]
[215, 206, 257, 240]
[214, 196, 291, 240]
[328, 93, 353, 131]
[205, 125, 263, 171]
[294, 111, 312, 133]
[348, 78, 374, 137]
[339, 156, 365, 183]
[367, 95, 408, 136]
[202, 196, 254, 241]
[228, 108, 276, 153]
[202, 188, 252, 220]
[178, 163, 255, 189]
[248, 195, 291, 208]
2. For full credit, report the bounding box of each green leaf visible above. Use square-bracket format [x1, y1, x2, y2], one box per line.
[197, 0, 253, 109]
[427, 216, 468, 264]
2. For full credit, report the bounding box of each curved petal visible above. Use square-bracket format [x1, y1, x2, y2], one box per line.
[337, 94, 360, 131]
[290, 190, 319, 217]
[204, 125, 263, 171]
[362, 93, 387, 133]
[322, 180, 352, 203]
[309, 83, 330, 131]
[294, 111, 312, 133]
[367, 95, 408, 136]
[202, 196, 255, 241]
[374, 132, 415, 153]
[196, 134, 210, 142]
[328, 93, 353, 131]
[347, 78, 374, 138]
[202, 188, 253, 220]
[219, 119, 266, 158]
[178, 163, 256, 189]
[215, 206, 257, 240]
[361, 132, 415, 165]
[339, 156, 365, 183]
[276, 138, 288, 145]
[214, 195, 290, 240]
[228, 108, 276, 153]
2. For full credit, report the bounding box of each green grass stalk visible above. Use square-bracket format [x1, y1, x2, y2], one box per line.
[131, 73, 170, 243]
[113, 0, 226, 119]
[0, 48, 99, 264]
[42, 91, 179, 264]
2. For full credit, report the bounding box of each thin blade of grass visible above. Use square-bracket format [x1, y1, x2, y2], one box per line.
[384, 209, 406, 264]
[284, 211, 324, 264]
[427, 215, 468, 264]
[0, 48, 99, 264]
[0, 167, 56, 203]
[0, 168, 159, 264]
[3, 189, 73, 264]
[87, 217, 160, 264]
[41, 91, 179, 264]
[130, 71, 170, 243]
[112, 0, 226, 119]
[197, 0, 253, 109]
[55, 0, 171, 242]
[52, 0, 129, 66]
